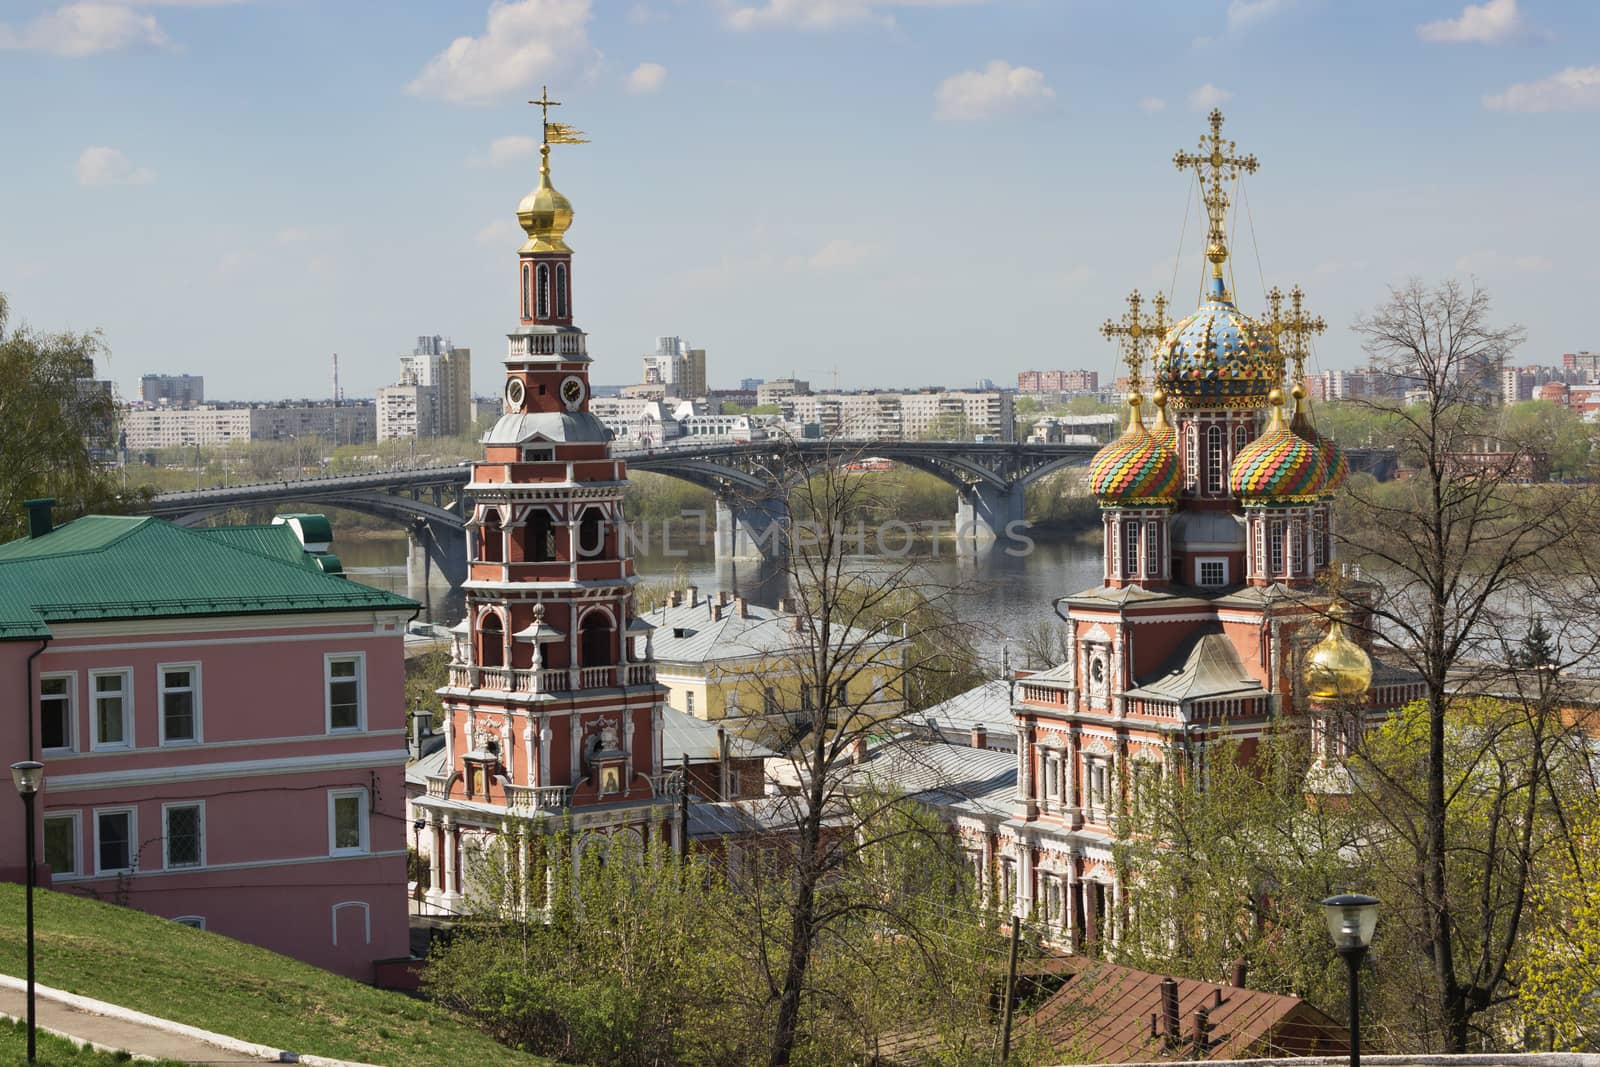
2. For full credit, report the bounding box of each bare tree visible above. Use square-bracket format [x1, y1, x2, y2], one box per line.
[1341, 279, 1600, 1050]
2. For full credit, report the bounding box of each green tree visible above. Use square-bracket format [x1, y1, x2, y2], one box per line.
[0, 293, 131, 540]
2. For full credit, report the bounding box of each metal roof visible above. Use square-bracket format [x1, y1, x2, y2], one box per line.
[913, 679, 1013, 741]
[660, 706, 777, 762]
[1123, 627, 1265, 706]
[643, 597, 898, 666]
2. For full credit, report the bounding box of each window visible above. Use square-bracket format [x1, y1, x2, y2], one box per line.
[159, 665, 199, 744]
[1184, 426, 1198, 489]
[685, 691, 695, 714]
[536, 264, 550, 319]
[1198, 558, 1228, 587]
[328, 790, 369, 855]
[521, 264, 530, 319]
[1314, 509, 1329, 567]
[44, 813, 78, 877]
[1145, 522, 1160, 578]
[833, 681, 849, 707]
[326, 654, 364, 732]
[173, 916, 206, 930]
[95, 808, 136, 874]
[40, 674, 74, 752]
[1235, 424, 1249, 455]
[555, 264, 569, 318]
[801, 684, 815, 712]
[763, 687, 778, 715]
[90, 669, 131, 750]
[1206, 426, 1224, 494]
[1289, 518, 1304, 574]
[1269, 520, 1285, 574]
[1123, 520, 1140, 578]
[726, 690, 740, 714]
[163, 802, 203, 869]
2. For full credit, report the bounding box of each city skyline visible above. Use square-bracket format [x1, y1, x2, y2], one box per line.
[3, 0, 1599, 401]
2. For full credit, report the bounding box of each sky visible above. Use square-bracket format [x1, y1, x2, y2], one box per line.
[2, 0, 1599, 402]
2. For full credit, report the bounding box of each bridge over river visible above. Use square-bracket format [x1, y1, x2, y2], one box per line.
[143, 439, 1398, 588]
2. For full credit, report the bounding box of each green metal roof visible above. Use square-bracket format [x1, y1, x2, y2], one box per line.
[0, 515, 415, 640]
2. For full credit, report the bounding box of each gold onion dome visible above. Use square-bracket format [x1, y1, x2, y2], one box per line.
[517, 145, 574, 254]
[1155, 274, 1280, 409]
[1304, 606, 1373, 700]
[1228, 389, 1328, 504]
[1288, 384, 1348, 493]
[1088, 393, 1182, 506]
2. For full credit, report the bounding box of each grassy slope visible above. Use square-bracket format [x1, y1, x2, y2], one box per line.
[0, 886, 550, 1067]
[0, 1018, 187, 1067]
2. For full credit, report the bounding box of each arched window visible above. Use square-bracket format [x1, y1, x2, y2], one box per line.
[1289, 518, 1304, 574]
[1268, 520, 1285, 574]
[577, 506, 605, 559]
[1184, 425, 1198, 489]
[526, 509, 554, 563]
[1206, 426, 1224, 494]
[555, 264, 568, 318]
[1313, 508, 1329, 567]
[536, 265, 550, 319]
[480, 511, 504, 564]
[1123, 520, 1140, 579]
[1234, 424, 1249, 455]
[579, 612, 613, 668]
[479, 614, 505, 668]
[521, 265, 530, 320]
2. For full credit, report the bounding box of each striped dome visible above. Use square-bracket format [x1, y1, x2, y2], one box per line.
[1089, 399, 1181, 506]
[1229, 396, 1327, 504]
[1155, 276, 1279, 409]
[1149, 392, 1178, 451]
[1289, 399, 1348, 493]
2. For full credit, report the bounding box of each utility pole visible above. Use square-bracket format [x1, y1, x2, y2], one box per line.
[1001, 916, 1022, 1065]
[677, 753, 690, 859]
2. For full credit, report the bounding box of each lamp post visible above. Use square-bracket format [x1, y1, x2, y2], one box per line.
[11, 760, 44, 1064]
[1322, 893, 1379, 1067]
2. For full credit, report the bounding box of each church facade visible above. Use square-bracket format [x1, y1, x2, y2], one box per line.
[983, 111, 1424, 948]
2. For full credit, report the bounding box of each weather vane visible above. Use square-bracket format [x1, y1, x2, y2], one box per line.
[1101, 289, 1170, 397]
[1173, 109, 1258, 277]
[529, 85, 589, 147]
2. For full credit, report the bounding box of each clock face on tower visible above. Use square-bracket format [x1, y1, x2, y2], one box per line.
[560, 375, 586, 412]
[505, 378, 526, 412]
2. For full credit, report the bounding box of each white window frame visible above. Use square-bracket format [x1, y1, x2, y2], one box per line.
[43, 811, 80, 879]
[94, 806, 138, 875]
[173, 915, 206, 930]
[157, 662, 202, 746]
[162, 800, 206, 870]
[328, 788, 370, 856]
[1197, 557, 1229, 588]
[1269, 520, 1286, 575]
[1206, 426, 1225, 494]
[324, 653, 366, 733]
[685, 690, 695, 714]
[39, 671, 77, 754]
[1123, 520, 1140, 579]
[89, 668, 133, 752]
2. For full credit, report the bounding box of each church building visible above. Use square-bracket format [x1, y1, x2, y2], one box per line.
[412, 96, 675, 915]
[988, 111, 1424, 947]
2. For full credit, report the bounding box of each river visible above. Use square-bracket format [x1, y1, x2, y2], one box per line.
[335, 529, 1105, 659]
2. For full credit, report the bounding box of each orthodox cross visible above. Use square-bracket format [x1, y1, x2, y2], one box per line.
[530, 86, 561, 142]
[1101, 289, 1169, 395]
[1281, 285, 1327, 383]
[1173, 109, 1258, 265]
[529, 86, 588, 146]
[1265, 285, 1287, 380]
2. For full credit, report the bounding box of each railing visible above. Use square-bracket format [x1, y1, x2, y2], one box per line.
[579, 666, 614, 689]
[425, 775, 448, 799]
[624, 663, 657, 686]
[448, 662, 646, 693]
[506, 784, 572, 812]
[648, 771, 683, 799]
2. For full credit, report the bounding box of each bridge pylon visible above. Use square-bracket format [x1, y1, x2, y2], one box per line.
[955, 482, 1027, 542]
[714, 496, 789, 563]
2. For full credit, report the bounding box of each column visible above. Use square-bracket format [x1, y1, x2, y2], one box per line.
[1066, 861, 1081, 952]
[1018, 844, 1034, 919]
[539, 721, 553, 787]
[524, 722, 537, 787]
[440, 815, 461, 912]
[500, 720, 514, 781]
[425, 811, 444, 913]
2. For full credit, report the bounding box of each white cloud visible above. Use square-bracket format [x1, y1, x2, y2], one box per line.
[1226, 0, 1287, 30]
[469, 134, 539, 167]
[1187, 83, 1232, 111]
[1417, 0, 1524, 44]
[725, 0, 984, 31]
[1139, 96, 1166, 113]
[477, 219, 525, 247]
[626, 61, 667, 93]
[806, 239, 874, 270]
[0, 3, 167, 56]
[407, 0, 593, 105]
[933, 60, 1055, 121]
[1454, 249, 1552, 274]
[1483, 66, 1600, 112]
[75, 146, 156, 186]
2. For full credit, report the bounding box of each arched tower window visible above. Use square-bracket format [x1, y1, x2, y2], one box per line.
[479, 614, 505, 668]
[555, 264, 569, 318]
[1184, 425, 1198, 490]
[1206, 426, 1224, 494]
[480, 511, 504, 564]
[579, 612, 613, 668]
[1234, 424, 1249, 456]
[521, 264, 531, 320]
[526, 509, 554, 563]
[577, 506, 605, 560]
[536, 264, 550, 319]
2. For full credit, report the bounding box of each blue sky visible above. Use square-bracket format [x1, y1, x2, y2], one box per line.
[2, 0, 1598, 402]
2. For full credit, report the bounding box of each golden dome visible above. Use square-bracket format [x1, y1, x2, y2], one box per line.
[1304, 608, 1372, 701]
[517, 145, 574, 254]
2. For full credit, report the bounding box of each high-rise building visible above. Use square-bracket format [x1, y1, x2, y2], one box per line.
[414, 113, 671, 915]
[139, 373, 204, 407]
[683, 348, 708, 399]
[639, 336, 709, 399]
[1017, 369, 1099, 394]
[394, 336, 472, 438]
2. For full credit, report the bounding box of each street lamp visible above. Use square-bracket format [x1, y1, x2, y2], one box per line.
[1322, 893, 1379, 1067]
[11, 760, 44, 1064]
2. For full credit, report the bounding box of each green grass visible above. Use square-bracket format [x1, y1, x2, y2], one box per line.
[0, 1018, 186, 1066]
[0, 886, 553, 1067]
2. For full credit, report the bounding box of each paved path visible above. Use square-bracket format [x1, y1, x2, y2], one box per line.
[0, 984, 273, 1064]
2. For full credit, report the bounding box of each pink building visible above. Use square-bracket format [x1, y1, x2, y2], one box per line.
[1, 504, 417, 982]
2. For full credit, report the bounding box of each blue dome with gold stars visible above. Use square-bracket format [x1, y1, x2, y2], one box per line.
[1155, 275, 1280, 409]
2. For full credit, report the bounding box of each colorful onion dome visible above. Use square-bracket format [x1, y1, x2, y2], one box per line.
[1304, 604, 1372, 700]
[1088, 394, 1181, 506]
[1154, 275, 1280, 409]
[1228, 390, 1328, 504]
[1287, 384, 1348, 493]
[1149, 390, 1177, 450]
